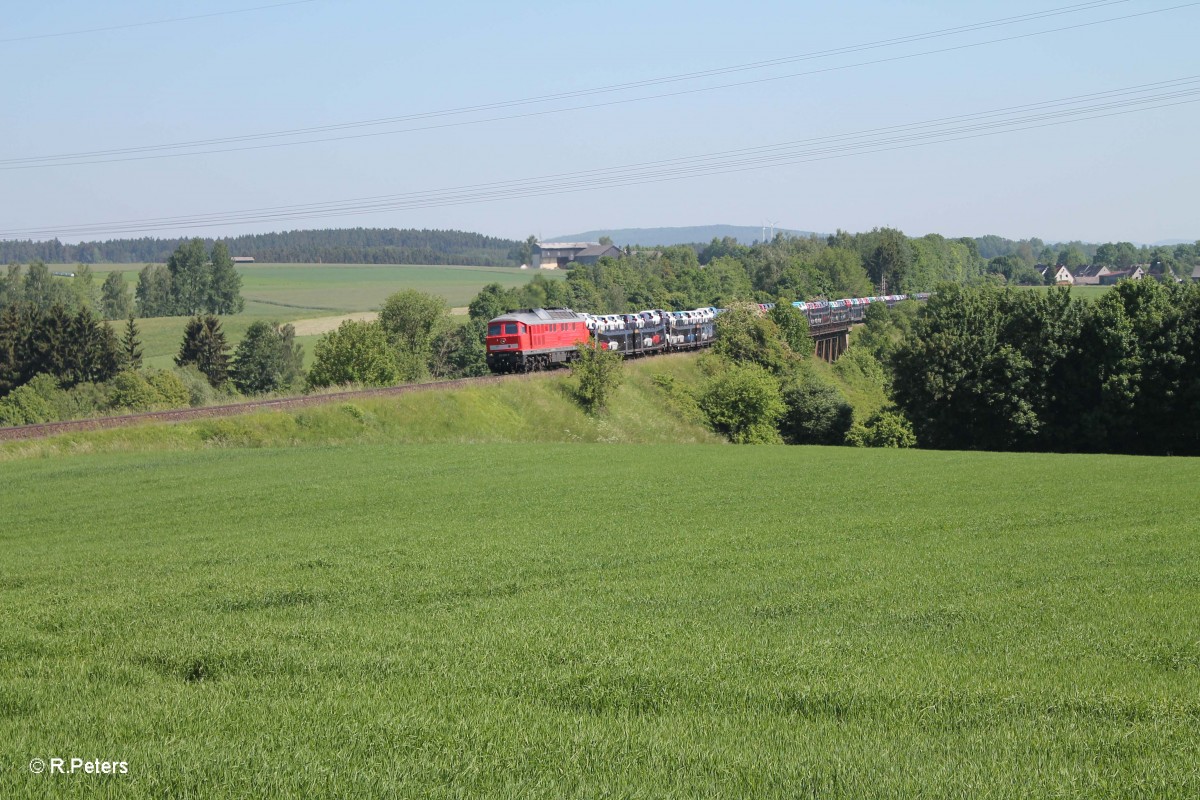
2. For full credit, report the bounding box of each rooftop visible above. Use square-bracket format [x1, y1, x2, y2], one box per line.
[537, 242, 598, 251]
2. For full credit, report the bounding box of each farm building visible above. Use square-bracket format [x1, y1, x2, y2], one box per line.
[1037, 264, 1074, 285]
[231, 256, 255, 263]
[1193, 265, 1200, 283]
[1098, 266, 1145, 285]
[533, 242, 621, 269]
[1073, 265, 1111, 285]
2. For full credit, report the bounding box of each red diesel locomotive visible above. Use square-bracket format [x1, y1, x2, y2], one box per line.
[485, 308, 590, 373]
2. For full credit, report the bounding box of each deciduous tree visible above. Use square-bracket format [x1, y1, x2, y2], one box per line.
[101, 271, 133, 320]
[307, 320, 398, 389]
[379, 289, 449, 382]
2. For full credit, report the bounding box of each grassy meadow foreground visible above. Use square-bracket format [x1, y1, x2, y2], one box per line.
[2, 441, 1198, 798]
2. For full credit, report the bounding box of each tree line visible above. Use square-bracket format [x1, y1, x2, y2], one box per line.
[0, 228, 524, 266]
[2, 240, 246, 322]
[886, 280, 1200, 456]
[975, 234, 1199, 278]
[0, 307, 306, 425]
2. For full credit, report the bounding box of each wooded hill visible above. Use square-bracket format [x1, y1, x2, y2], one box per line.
[0, 228, 524, 266]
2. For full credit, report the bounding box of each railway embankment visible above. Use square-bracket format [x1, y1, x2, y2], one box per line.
[0, 354, 724, 460]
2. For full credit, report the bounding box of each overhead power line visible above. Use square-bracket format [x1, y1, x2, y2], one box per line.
[7, 0, 1197, 170]
[0, 0, 322, 44]
[5, 77, 1196, 239]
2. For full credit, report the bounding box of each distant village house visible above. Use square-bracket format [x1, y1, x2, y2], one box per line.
[533, 242, 621, 269]
[1037, 264, 1074, 285]
[1073, 265, 1111, 285]
[1098, 265, 1145, 285]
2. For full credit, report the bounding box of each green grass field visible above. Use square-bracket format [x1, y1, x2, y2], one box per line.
[98, 262, 547, 313]
[2, 442, 1197, 798]
[230, 262, 548, 312]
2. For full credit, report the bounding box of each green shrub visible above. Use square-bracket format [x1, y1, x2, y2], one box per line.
[53, 382, 107, 420]
[847, 409, 917, 448]
[651, 373, 705, 426]
[712, 302, 793, 374]
[779, 376, 853, 445]
[833, 346, 888, 389]
[698, 363, 784, 444]
[308, 321, 399, 390]
[146, 370, 192, 409]
[570, 341, 623, 415]
[173, 365, 219, 407]
[106, 371, 161, 411]
[0, 382, 55, 426]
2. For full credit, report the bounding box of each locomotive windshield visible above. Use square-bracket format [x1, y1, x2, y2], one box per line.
[487, 322, 519, 336]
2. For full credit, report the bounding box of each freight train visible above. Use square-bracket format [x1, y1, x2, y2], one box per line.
[485, 294, 926, 374]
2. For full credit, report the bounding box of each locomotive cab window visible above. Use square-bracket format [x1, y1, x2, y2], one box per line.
[505, 323, 518, 335]
[488, 323, 502, 336]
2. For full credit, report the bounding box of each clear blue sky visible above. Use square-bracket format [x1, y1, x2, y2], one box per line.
[3, 0, 1198, 244]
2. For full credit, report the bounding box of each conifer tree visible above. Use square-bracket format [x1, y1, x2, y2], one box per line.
[175, 315, 230, 387]
[121, 315, 144, 369]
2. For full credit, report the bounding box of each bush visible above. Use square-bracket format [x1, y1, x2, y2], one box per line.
[768, 302, 811, 355]
[0, 381, 56, 426]
[698, 362, 785, 444]
[429, 318, 488, 379]
[106, 371, 160, 411]
[570, 340, 623, 415]
[145, 370, 192, 408]
[174, 365, 220, 407]
[779, 377, 854, 445]
[52, 382, 107, 420]
[846, 409, 917, 448]
[307, 320, 399, 390]
[712, 302, 794, 374]
[378, 289, 449, 382]
[833, 346, 888, 389]
[106, 369, 191, 412]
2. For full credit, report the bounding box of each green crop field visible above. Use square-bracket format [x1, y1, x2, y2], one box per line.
[98, 262, 551, 313]
[234, 262, 551, 312]
[2, 442, 1197, 798]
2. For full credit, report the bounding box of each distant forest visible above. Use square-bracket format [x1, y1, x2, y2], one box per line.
[0, 228, 524, 266]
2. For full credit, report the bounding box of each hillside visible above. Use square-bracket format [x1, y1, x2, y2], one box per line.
[0, 228, 522, 266]
[548, 224, 822, 247]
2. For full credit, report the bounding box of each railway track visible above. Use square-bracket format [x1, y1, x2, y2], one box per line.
[0, 373, 528, 442]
